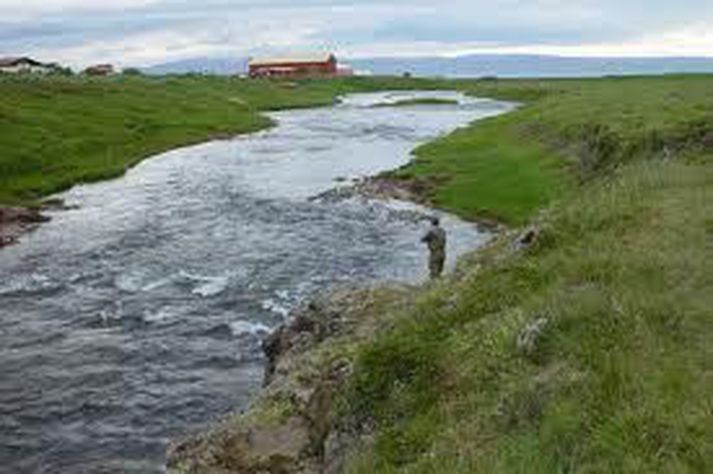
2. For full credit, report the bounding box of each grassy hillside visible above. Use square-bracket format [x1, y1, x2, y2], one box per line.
[340, 76, 713, 472]
[0, 74, 446, 205]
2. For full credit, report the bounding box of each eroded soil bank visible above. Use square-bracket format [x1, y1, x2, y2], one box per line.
[0, 207, 49, 248]
[167, 285, 416, 473]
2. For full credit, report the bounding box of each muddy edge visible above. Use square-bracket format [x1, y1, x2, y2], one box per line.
[0, 206, 49, 248]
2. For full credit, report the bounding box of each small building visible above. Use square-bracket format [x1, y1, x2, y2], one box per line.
[0, 57, 52, 74]
[248, 54, 338, 78]
[84, 64, 115, 76]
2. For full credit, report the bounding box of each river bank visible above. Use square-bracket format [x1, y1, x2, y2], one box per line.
[165, 228, 532, 473]
[0, 75, 497, 249]
[0, 206, 48, 248]
[0, 199, 80, 247]
[167, 284, 418, 473]
[0, 75, 455, 208]
[310, 174, 506, 232]
[167, 75, 712, 473]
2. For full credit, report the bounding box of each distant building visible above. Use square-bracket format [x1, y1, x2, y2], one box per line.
[0, 57, 53, 74]
[248, 54, 338, 78]
[84, 64, 115, 76]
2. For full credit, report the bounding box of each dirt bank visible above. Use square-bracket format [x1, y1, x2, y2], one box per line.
[0, 207, 50, 248]
[166, 285, 418, 473]
[311, 174, 434, 205]
[312, 174, 504, 231]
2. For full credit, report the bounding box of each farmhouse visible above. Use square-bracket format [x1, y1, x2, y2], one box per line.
[84, 64, 115, 76]
[248, 53, 338, 78]
[0, 57, 52, 74]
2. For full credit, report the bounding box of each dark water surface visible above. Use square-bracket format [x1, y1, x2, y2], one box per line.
[0, 91, 512, 473]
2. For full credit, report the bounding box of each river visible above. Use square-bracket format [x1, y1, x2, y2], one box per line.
[0, 91, 512, 473]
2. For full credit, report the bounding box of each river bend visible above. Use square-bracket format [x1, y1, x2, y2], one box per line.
[0, 91, 512, 472]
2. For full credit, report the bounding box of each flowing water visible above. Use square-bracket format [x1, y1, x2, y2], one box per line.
[0, 91, 512, 473]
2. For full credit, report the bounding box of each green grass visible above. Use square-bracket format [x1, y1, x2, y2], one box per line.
[0, 74, 449, 205]
[396, 113, 567, 225]
[385, 75, 713, 225]
[345, 157, 713, 473]
[338, 75, 713, 473]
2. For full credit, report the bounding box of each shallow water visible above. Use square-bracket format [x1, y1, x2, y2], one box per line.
[0, 91, 513, 473]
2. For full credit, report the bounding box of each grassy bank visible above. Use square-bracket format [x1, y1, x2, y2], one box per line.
[0, 74, 446, 205]
[385, 75, 713, 224]
[346, 159, 712, 473]
[340, 75, 713, 472]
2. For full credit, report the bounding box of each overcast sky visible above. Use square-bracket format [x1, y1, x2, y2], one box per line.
[1, 0, 712, 67]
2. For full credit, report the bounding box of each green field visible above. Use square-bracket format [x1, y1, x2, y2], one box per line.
[390, 75, 713, 224]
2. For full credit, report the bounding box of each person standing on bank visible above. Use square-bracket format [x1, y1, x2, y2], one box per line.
[421, 216, 447, 279]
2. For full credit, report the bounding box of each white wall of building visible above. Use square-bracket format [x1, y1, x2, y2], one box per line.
[0, 63, 51, 74]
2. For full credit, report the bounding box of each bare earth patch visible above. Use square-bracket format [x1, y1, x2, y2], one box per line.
[0, 207, 49, 248]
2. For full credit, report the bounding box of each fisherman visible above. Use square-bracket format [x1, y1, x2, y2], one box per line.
[421, 216, 447, 279]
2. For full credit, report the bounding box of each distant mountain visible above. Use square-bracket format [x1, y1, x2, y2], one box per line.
[349, 55, 713, 78]
[142, 54, 713, 78]
[143, 57, 249, 75]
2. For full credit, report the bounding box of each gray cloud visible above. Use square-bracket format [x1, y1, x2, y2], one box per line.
[0, 0, 711, 67]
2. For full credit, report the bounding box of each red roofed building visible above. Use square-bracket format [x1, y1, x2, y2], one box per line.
[248, 54, 338, 78]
